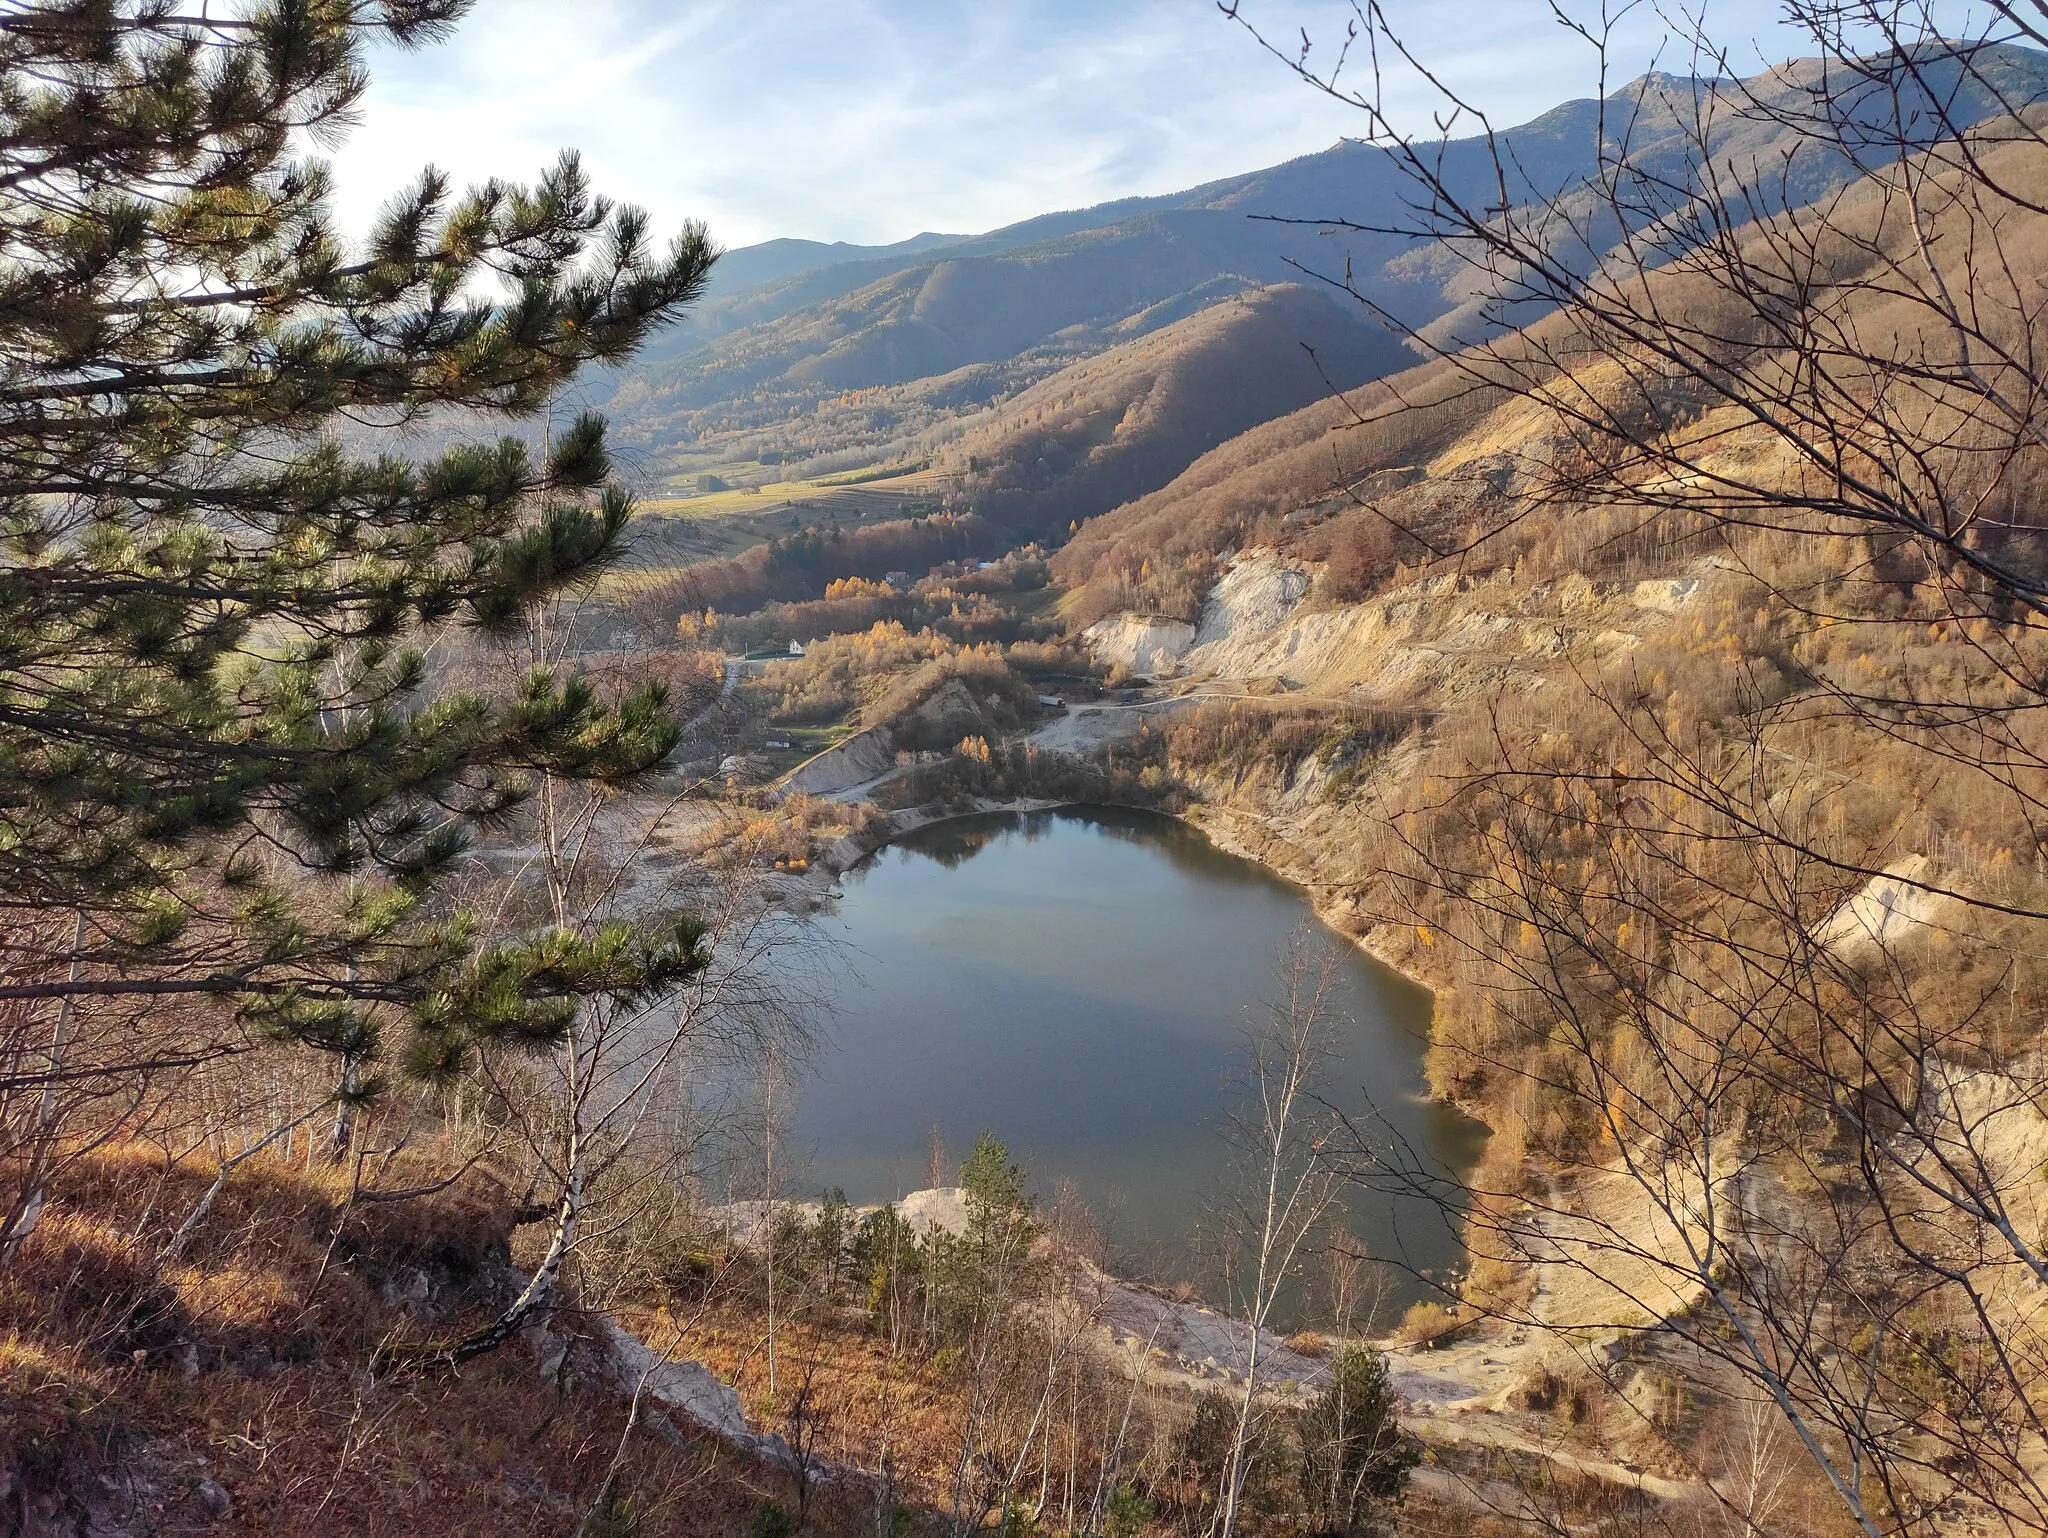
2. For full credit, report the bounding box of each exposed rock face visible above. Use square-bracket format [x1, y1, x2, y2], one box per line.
[520, 1280, 808, 1470]
[0, 1433, 233, 1538]
[586, 1315, 797, 1467]
[1080, 1261, 1327, 1391]
[893, 1186, 972, 1235]
[1080, 550, 1710, 704]
[1813, 855, 1973, 954]
[1630, 576, 1702, 613]
[706, 1186, 973, 1249]
[785, 724, 897, 796]
[1182, 551, 1311, 672]
[1081, 613, 1196, 675]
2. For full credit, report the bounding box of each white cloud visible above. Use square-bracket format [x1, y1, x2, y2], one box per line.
[324, 0, 1809, 253]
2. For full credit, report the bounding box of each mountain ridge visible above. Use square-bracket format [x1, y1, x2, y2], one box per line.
[613, 44, 2048, 494]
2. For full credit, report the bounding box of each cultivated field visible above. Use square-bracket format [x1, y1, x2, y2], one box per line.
[626, 470, 948, 565]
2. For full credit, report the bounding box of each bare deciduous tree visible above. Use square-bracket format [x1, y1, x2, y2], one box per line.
[1220, 2, 2048, 1532]
[1208, 932, 1346, 1538]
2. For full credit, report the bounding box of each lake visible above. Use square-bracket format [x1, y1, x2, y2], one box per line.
[782, 806, 1486, 1319]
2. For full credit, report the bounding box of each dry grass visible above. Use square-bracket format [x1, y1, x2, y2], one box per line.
[643, 1299, 975, 1500]
[0, 1144, 834, 1537]
[1391, 1301, 1471, 1349]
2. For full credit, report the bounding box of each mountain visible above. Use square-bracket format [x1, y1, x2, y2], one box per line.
[1047, 53, 2048, 632]
[607, 43, 2048, 488]
[703, 231, 969, 301]
[930, 283, 1415, 542]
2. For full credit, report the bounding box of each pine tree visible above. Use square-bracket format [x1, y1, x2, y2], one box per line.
[1296, 1345, 1415, 1535]
[0, 1, 719, 1084]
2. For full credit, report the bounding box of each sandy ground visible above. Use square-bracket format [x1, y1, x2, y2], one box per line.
[1025, 697, 1195, 755]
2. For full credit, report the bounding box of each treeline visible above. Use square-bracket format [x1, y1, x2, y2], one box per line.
[751, 621, 1039, 734]
[871, 729, 1180, 813]
[1164, 701, 1416, 785]
[704, 552, 1051, 653]
[636, 511, 1001, 623]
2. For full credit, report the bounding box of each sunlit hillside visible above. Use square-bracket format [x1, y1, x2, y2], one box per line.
[18, 7, 2048, 1536]
[600, 44, 2048, 483]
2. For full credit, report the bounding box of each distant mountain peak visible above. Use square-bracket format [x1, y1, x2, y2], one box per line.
[615, 42, 2048, 488]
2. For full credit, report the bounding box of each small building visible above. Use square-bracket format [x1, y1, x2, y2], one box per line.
[788, 639, 806, 657]
[883, 570, 911, 590]
[1036, 694, 1065, 709]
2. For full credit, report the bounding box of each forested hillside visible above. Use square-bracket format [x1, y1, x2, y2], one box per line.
[932, 283, 1414, 537]
[601, 41, 2048, 487]
[19, 4, 2048, 1537]
[1037, 36, 2048, 1533]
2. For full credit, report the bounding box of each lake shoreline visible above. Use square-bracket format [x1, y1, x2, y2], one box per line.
[815, 793, 1445, 1007]
[751, 797, 1681, 1512]
[780, 798, 1473, 1319]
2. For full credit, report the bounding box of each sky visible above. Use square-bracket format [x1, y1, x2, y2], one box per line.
[327, 0, 1815, 254]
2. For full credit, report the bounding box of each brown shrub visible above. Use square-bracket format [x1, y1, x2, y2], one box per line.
[1391, 1300, 1469, 1348]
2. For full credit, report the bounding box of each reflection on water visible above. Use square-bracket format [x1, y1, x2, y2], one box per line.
[791, 806, 1487, 1320]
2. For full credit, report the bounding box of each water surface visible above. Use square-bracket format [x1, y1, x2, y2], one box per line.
[789, 807, 1484, 1314]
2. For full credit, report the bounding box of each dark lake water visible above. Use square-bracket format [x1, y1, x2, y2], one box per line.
[784, 806, 1486, 1318]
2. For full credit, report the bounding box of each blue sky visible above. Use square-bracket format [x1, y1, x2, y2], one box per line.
[328, 1, 1814, 252]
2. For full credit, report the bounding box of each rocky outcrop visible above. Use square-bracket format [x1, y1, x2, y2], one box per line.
[706, 1186, 973, 1249]
[1079, 551, 1709, 703]
[585, 1316, 798, 1467]
[1078, 553, 1316, 680]
[784, 724, 897, 796]
[1813, 854, 1975, 955]
[1082, 1261, 1328, 1392]
[0, 1434, 233, 1538]
[1181, 550, 1310, 673]
[1081, 613, 1196, 675]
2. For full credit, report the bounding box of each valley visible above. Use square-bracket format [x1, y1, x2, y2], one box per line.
[12, 9, 2048, 1537]
[567, 62, 2048, 1525]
